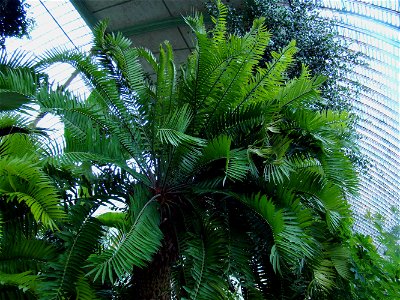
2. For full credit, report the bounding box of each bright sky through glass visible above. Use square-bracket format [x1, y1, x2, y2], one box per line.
[5, 0, 93, 143]
[318, 0, 400, 233]
[4, 0, 126, 215]
[5, 0, 92, 94]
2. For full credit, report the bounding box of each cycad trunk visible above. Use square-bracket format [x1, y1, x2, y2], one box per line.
[129, 220, 177, 299]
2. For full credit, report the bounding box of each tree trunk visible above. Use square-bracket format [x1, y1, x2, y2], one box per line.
[128, 219, 177, 299]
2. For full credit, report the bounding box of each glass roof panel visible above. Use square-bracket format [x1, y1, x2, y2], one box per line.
[316, 0, 400, 232]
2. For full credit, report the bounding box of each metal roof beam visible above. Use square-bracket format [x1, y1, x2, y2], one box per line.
[119, 16, 186, 36]
[70, 0, 99, 31]
[117, 15, 211, 37]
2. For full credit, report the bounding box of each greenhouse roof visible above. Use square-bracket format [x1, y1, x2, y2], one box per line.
[71, 0, 241, 72]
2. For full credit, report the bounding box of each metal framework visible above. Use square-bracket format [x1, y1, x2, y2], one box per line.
[315, 0, 400, 233]
[5, 0, 93, 94]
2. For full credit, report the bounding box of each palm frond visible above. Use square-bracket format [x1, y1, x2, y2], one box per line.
[0, 49, 34, 69]
[237, 39, 297, 110]
[210, 101, 269, 141]
[327, 245, 351, 280]
[154, 41, 177, 120]
[0, 271, 38, 296]
[180, 216, 228, 300]
[96, 211, 126, 228]
[137, 47, 158, 73]
[277, 72, 326, 109]
[195, 135, 249, 184]
[0, 237, 56, 274]
[181, 9, 271, 136]
[75, 274, 98, 300]
[236, 193, 320, 274]
[158, 104, 205, 147]
[38, 203, 102, 300]
[210, 0, 228, 43]
[87, 185, 163, 284]
[309, 259, 337, 294]
[0, 67, 39, 111]
[0, 156, 66, 229]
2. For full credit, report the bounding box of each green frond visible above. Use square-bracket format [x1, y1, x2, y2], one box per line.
[0, 156, 66, 229]
[75, 274, 98, 300]
[283, 109, 353, 154]
[96, 211, 126, 228]
[288, 155, 324, 176]
[309, 259, 337, 294]
[207, 26, 270, 126]
[104, 31, 132, 50]
[181, 216, 229, 300]
[137, 47, 158, 72]
[38, 86, 140, 160]
[0, 116, 49, 157]
[87, 185, 163, 284]
[158, 127, 204, 147]
[239, 40, 297, 108]
[211, 102, 266, 140]
[0, 237, 56, 274]
[155, 41, 177, 118]
[225, 148, 249, 183]
[210, 0, 228, 43]
[0, 271, 38, 296]
[201, 134, 232, 163]
[1, 133, 44, 163]
[183, 13, 206, 35]
[277, 74, 325, 109]
[195, 135, 249, 184]
[263, 157, 293, 184]
[0, 49, 34, 69]
[321, 150, 358, 195]
[181, 7, 271, 136]
[91, 20, 109, 52]
[236, 193, 320, 274]
[326, 245, 351, 280]
[37, 49, 129, 121]
[0, 67, 39, 111]
[318, 184, 352, 232]
[284, 163, 351, 234]
[102, 33, 146, 97]
[158, 104, 205, 147]
[39, 203, 102, 300]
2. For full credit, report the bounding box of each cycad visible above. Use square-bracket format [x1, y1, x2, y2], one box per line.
[2, 1, 358, 298]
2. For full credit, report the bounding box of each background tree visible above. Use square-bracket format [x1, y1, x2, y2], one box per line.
[0, 0, 33, 49]
[348, 211, 400, 299]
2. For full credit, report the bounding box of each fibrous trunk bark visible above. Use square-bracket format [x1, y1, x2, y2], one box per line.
[129, 220, 177, 299]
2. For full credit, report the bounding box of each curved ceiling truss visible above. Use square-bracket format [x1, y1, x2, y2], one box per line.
[314, 0, 399, 233]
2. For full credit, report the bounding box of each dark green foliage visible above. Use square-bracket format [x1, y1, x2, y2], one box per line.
[87, 186, 163, 284]
[38, 203, 103, 300]
[348, 214, 400, 299]
[0, 0, 33, 48]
